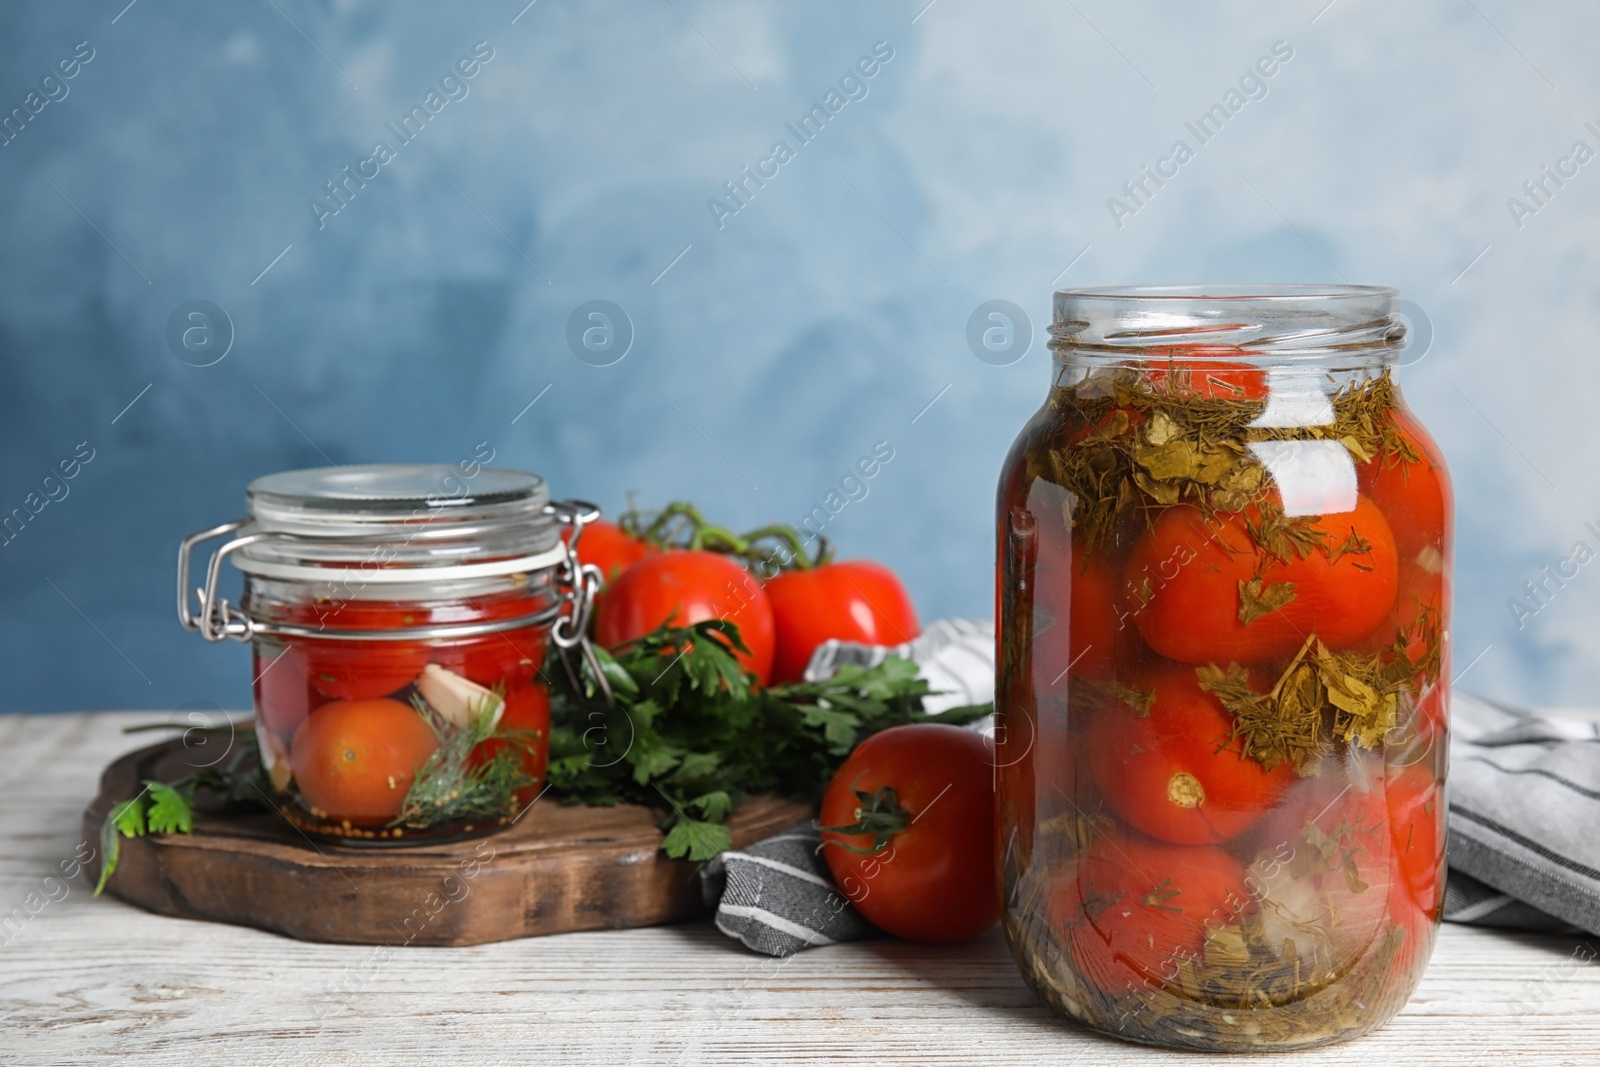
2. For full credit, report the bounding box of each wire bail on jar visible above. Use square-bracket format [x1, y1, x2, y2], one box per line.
[546, 499, 614, 706]
[178, 499, 612, 706]
[179, 464, 622, 718]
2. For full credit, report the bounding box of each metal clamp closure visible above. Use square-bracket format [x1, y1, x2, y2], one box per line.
[545, 500, 614, 706]
[177, 500, 601, 646]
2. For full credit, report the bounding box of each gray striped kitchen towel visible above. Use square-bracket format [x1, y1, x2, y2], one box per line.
[701, 618, 994, 955]
[700, 822, 879, 954]
[803, 616, 996, 716]
[1445, 692, 1599, 936]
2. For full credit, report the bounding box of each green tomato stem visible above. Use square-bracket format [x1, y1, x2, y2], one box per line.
[815, 780, 913, 856]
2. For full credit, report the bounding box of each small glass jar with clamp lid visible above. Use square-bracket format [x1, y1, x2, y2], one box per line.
[178, 464, 602, 845]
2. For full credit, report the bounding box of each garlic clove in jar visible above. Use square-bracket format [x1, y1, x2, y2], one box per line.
[416, 664, 505, 730]
[257, 727, 294, 793]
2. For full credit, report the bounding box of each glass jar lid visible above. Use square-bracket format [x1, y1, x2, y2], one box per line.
[236, 464, 562, 578]
[178, 466, 600, 644]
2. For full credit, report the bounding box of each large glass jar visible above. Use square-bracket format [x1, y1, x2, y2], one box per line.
[179, 464, 600, 844]
[995, 286, 1450, 1051]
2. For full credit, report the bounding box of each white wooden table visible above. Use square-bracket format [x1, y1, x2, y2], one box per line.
[3, 712, 1598, 1066]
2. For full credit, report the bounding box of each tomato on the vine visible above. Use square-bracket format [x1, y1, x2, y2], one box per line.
[818, 723, 998, 943]
[594, 550, 776, 683]
[1125, 497, 1399, 664]
[764, 560, 919, 684]
[1086, 667, 1292, 845]
[289, 698, 440, 823]
[1054, 832, 1251, 997]
[564, 519, 658, 584]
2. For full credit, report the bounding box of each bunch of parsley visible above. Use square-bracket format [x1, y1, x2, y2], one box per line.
[544, 619, 988, 860]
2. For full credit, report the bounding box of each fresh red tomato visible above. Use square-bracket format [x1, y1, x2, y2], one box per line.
[253, 639, 318, 738]
[471, 681, 550, 809]
[1361, 407, 1452, 569]
[562, 519, 657, 584]
[594, 550, 776, 683]
[1033, 541, 1122, 688]
[1086, 667, 1292, 845]
[289, 698, 440, 824]
[1055, 832, 1251, 997]
[818, 723, 999, 943]
[1141, 350, 1269, 401]
[764, 561, 920, 684]
[285, 602, 431, 700]
[1387, 765, 1444, 918]
[1125, 497, 1399, 664]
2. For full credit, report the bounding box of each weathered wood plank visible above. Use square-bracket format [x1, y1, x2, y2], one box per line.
[2, 712, 1597, 1066]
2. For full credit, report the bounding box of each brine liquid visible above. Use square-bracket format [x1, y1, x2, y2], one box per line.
[249, 589, 552, 843]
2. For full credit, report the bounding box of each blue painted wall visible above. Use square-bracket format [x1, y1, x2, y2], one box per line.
[1, 0, 1596, 712]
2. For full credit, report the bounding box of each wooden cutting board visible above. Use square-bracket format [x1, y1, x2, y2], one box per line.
[82, 738, 814, 946]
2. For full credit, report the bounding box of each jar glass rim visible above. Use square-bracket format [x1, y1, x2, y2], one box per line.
[1050, 283, 1404, 359]
[1054, 283, 1398, 301]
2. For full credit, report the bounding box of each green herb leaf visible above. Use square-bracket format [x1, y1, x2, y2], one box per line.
[110, 796, 147, 837]
[547, 619, 981, 861]
[660, 815, 733, 861]
[687, 789, 734, 824]
[143, 781, 194, 835]
[94, 734, 271, 897]
[588, 644, 640, 699]
[95, 798, 147, 896]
